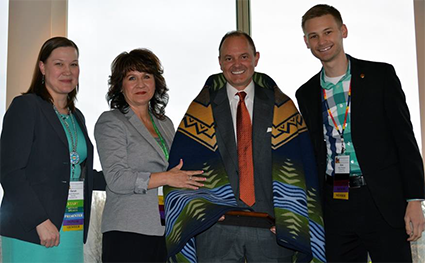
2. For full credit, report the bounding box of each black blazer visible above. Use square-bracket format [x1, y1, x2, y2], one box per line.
[210, 84, 275, 216]
[296, 55, 425, 227]
[0, 93, 105, 244]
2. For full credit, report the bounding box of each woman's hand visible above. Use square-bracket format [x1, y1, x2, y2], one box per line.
[165, 159, 206, 190]
[36, 219, 60, 248]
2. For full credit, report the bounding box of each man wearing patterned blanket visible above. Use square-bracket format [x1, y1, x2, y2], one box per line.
[164, 31, 325, 262]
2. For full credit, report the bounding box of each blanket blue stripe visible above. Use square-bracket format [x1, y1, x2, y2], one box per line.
[309, 220, 326, 261]
[165, 185, 237, 235]
[273, 181, 308, 217]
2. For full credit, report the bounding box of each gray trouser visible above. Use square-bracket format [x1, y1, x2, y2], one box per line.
[196, 223, 294, 263]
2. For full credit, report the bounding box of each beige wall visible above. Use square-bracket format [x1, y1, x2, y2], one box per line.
[6, 0, 67, 106]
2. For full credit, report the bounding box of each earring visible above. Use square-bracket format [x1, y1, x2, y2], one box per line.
[42, 75, 45, 85]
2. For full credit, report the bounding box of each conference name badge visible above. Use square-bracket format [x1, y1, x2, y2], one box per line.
[333, 155, 350, 200]
[63, 181, 84, 231]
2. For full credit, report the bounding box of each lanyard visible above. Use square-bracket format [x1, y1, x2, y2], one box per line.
[53, 106, 80, 179]
[322, 82, 352, 154]
[149, 112, 169, 161]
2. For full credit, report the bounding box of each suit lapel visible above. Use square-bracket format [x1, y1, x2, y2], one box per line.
[153, 117, 173, 151]
[211, 84, 275, 193]
[307, 57, 367, 137]
[349, 56, 367, 126]
[211, 87, 238, 177]
[252, 85, 274, 164]
[126, 108, 168, 164]
[74, 110, 93, 157]
[38, 98, 68, 147]
[308, 73, 324, 136]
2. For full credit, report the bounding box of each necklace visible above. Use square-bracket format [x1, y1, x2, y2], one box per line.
[53, 105, 80, 177]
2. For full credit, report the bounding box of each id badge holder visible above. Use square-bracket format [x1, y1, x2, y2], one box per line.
[63, 181, 84, 231]
[158, 186, 165, 225]
[333, 155, 350, 200]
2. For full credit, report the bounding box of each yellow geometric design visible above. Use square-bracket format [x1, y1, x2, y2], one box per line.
[272, 99, 307, 150]
[178, 101, 217, 152]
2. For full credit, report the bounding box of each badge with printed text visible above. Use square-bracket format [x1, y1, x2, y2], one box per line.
[333, 155, 350, 200]
[63, 181, 84, 231]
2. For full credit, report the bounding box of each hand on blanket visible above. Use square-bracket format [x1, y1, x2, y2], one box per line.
[166, 159, 206, 190]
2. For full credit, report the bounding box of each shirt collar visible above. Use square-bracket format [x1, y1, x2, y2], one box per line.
[226, 80, 255, 102]
[321, 59, 352, 90]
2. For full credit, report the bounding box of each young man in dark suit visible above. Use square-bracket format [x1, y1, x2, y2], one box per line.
[296, 4, 425, 262]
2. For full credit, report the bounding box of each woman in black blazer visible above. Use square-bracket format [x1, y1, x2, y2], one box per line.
[0, 37, 105, 262]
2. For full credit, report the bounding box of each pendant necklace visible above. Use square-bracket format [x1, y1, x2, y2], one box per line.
[53, 105, 79, 178]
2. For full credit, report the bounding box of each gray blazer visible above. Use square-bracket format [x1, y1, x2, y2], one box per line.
[94, 108, 174, 236]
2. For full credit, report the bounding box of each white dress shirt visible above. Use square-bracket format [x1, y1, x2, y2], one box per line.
[226, 80, 255, 142]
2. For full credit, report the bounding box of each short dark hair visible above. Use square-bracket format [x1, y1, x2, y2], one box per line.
[218, 30, 257, 56]
[302, 4, 343, 31]
[25, 37, 79, 111]
[107, 48, 169, 120]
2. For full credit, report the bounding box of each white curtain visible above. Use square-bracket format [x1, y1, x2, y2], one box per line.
[84, 191, 106, 263]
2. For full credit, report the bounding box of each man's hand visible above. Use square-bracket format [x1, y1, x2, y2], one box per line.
[36, 219, 60, 248]
[404, 201, 425, 241]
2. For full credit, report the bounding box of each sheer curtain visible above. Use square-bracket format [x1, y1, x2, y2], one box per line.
[411, 202, 425, 262]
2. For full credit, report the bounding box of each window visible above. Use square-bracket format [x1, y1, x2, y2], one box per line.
[68, 0, 236, 169]
[251, 0, 422, 147]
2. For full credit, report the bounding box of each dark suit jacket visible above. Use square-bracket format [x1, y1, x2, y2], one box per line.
[210, 83, 275, 216]
[296, 55, 425, 227]
[0, 93, 105, 244]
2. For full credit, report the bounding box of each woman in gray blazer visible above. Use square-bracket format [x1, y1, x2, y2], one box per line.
[95, 49, 205, 262]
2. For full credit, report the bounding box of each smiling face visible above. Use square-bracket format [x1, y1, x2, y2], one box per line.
[122, 70, 156, 109]
[303, 14, 347, 66]
[219, 35, 259, 90]
[39, 46, 79, 101]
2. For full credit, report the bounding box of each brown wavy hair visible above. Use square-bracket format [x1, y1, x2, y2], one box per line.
[25, 37, 79, 111]
[107, 48, 169, 120]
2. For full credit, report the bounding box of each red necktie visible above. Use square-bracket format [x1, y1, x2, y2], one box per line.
[236, 92, 255, 206]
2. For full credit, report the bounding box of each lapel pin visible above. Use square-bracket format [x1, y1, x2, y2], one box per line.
[360, 73, 365, 79]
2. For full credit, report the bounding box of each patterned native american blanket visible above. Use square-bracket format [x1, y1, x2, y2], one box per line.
[164, 72, 326, 262]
